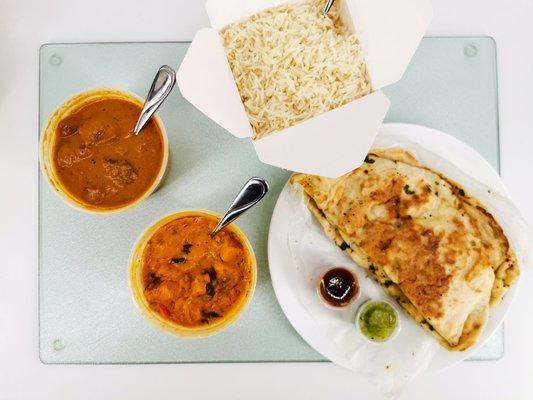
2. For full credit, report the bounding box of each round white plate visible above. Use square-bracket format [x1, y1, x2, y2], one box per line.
[268, 123, 518, 373]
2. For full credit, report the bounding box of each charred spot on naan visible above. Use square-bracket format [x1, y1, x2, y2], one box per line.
[369, 148, 421, 167]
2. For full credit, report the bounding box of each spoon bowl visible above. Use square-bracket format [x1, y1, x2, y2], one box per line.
[211, 177, 269, 237]
[134, 65, 176, 135]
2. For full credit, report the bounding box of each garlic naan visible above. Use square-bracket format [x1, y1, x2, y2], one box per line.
[291, 148, 519, 351]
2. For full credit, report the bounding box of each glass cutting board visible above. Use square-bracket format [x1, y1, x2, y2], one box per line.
[39, 38, 502, 363]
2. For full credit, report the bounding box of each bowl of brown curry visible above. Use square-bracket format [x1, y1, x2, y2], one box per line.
[40, 88, 168, 213]
[129, 210, 257, 337]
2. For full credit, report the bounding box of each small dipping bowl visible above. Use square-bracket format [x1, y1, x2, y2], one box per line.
[356, 299, 401, 343]
[317, 267, 360, 308]
[39, 88, 169, 214]
[129, 210, 257, 338]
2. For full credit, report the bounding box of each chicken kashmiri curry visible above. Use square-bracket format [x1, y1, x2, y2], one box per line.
[51, 97, 164, 209]
[140, 214, 253, 328]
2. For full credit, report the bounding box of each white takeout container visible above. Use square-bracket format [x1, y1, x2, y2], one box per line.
[176, 0, 433, 177]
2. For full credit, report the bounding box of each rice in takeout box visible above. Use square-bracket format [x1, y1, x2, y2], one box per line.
[220, 0, 372, 139]
[176, 0, 433, 177]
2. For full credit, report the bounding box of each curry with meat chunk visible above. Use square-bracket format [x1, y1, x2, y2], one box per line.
[51, 96, 165, 210]
[139, 213, 254, 329]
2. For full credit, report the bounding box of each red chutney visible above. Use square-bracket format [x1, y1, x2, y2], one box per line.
[140, 215, 253, 327]
[319, 267, 359, 307]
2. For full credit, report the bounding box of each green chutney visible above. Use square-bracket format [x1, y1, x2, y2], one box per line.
[358, 301, 398, 342]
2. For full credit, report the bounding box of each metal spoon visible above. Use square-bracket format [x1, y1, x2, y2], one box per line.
[323, 0, 335, 15]
[211, 177, 269, 237]
[133, 65, 176, 135]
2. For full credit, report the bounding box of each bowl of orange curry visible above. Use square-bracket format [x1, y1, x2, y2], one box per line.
[40, 88, 168, 213]
[129, 210, 257, 337]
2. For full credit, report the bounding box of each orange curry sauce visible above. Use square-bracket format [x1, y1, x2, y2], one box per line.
[52, 98, 164, 209]
[141, 215, 253, 327]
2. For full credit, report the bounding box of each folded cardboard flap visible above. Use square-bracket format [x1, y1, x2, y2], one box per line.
[176, 28, 253, 138]
[253, 92, 390, 177]
[346, 0, 433, 89]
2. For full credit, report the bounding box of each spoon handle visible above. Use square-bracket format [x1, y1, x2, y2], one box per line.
[211, 177, 269, 237]
[323, 0, 335, 15]
[134, 65, 176, 135]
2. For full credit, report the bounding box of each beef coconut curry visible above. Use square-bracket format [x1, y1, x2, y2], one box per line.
[52, 97, 164, 209]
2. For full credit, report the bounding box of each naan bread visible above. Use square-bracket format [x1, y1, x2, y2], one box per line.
[291, 148, 519, 351]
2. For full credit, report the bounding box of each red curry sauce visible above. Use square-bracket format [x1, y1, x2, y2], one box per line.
[52, 98, 164, 209]
[141, 214, 253, 327]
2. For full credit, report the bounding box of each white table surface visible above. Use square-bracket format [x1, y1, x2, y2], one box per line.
[1, 0, 532, 398]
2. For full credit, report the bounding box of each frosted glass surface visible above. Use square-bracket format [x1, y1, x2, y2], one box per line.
[40, 38, 502, 363]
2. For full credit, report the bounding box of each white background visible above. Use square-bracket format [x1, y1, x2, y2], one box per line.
[0, 0, 532, 398]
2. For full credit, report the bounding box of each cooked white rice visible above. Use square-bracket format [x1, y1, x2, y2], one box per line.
[220, 0, 372, 139]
